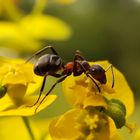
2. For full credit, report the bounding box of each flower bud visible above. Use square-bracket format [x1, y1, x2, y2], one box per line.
[110, 99, 126, 116]
[103, 98, 126, 129]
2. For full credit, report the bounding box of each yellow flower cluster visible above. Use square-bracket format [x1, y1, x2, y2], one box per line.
[0, 57, 57, 116]
[0, 0, 72, 52]
[49, 61, 135, 140]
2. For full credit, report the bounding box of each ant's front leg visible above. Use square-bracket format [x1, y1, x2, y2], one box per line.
[25, 46, 59, 63]
[73, 51, 101, 92]
[105, 64, 114, 88]
[74, 50, 85, 61]
[75, 60, 101, 92]
[73, 50, 86, 76]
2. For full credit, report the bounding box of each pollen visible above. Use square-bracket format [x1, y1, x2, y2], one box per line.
[84, 114, 99, 130]
[75, 107, 108, 139]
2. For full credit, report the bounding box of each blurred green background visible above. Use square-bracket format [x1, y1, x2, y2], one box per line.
[0, 0, 140, 139]
[47, 0, 140, 100]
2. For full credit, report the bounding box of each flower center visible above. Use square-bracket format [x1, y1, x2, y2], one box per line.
[75, 107, 108, 140]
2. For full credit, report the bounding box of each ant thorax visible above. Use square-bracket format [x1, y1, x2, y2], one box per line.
[62, 62, 74, 75]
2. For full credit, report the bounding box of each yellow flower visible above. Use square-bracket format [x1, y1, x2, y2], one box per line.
[49, 107, 116, 140]
[0, 116, 52, 140]
[62, 61, 134, 117]
[0, 57, 57, 116]
[0, 117, 33, 140]
[48, 60, 135, 139]
[0, 0, 72, 52]
[20, 14, 72, 41]
[135, 128, 140, 140]
[0, 13, 72, 52]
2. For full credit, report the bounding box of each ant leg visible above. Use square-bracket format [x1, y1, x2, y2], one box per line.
[73, 51, 86, 76]
[34, 75, 67, 113]
[74, 50, 85, 61]
[105, 64, 114, 88]
[25, 46, 58, 63]
[86, 74, 101, 92]
[75, 60, 101, 92]
[73, 53, 100, 92]
[28, 75, 47, 107]
[28, 73, 62, 107]
[50, 73, 63, 78]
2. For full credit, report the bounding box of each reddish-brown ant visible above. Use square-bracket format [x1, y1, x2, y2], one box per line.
[26, 46, 114, 113]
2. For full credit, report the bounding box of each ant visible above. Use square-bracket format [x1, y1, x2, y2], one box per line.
[26, 46, 114, 113]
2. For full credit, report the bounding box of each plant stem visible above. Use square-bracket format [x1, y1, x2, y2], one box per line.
[22, 117, 35, 140]
[31, 0, 47, 14]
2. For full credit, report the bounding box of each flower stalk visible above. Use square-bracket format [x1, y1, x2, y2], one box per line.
[22, 117, 35, 140]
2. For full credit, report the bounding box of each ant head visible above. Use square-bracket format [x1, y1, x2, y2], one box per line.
[89, 64, 107, 84]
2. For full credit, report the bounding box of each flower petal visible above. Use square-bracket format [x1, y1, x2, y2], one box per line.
[49, 108, 81, 140]
[0, 57, 43, 96]
[62, 74, 90, 106]
[111, 134, 122, 140]
[0, 22, 40, 52]
[49, 108, 115, 140]
[0, 95, 57, 116]
[6, 84, 27, 105]
[108, 117, 117, 138]
[0, 117, 32, 140]
[83, 94, 108, 109]
[20, 14, 72, 41]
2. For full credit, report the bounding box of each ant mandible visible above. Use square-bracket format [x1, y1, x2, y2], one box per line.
[26, 46, 114, 113]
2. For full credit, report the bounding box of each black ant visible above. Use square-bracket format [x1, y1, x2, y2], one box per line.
[26, 46, 114, 113]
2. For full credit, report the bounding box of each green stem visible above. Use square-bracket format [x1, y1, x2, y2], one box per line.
[31, 0, 47, 14]
[22, 117, 35, 140]
[6, 0, 22, 21]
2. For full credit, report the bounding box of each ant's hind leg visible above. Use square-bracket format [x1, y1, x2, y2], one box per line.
[25, 46, 58, 63]
[34, 75, 67, 113]
[27, 75, 47, 107]
[27, 73, 63, 108]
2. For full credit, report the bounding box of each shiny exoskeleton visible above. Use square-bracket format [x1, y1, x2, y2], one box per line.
[26, 46, 114, 113]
